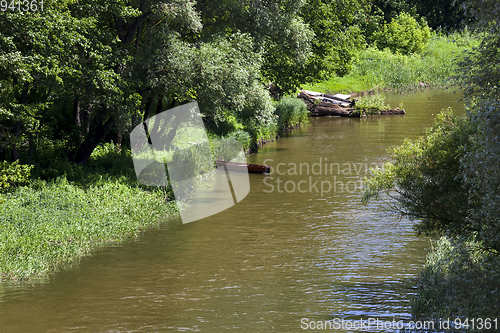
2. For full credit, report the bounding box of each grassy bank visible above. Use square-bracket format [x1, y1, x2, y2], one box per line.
[0, 96, 310, 282]
[0, 146, 176, 282]
[302, 32, 479, 94]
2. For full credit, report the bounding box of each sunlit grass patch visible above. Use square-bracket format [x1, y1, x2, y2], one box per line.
[302, 32, 479, 94]
[0, 178, 176, 281]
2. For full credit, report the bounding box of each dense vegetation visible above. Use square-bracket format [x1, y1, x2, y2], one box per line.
[0, 0, 491, 288]
[363, 0, 500, 320]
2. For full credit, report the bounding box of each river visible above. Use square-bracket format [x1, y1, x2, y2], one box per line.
[0, 89, 465, 332]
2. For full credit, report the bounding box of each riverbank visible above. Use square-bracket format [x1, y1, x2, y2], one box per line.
[0, 146, 176, 282]
[0, 96, 310, 282]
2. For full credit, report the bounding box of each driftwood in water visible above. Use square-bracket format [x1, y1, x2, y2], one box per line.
[298, 91, 356, 117]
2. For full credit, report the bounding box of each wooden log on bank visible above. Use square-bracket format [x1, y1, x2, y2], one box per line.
[298, 90, 406, 117]
[298, 91, 355, 117]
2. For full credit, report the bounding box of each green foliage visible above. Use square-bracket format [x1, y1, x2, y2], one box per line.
[279, 0, 365, 93]
[224, 130, 252, 151]
[455, 0, 500, 254]
[374, 12, 431, 55]
[408, 0, 473, 31]
[412, 237, 500, 319]
[460, 99, 500, 254]
[301, 76, 372, 95]
[363, 109, 477, 237]
[193, 33, 267, 127]
[354, 94, 389, 115]
[275, 97, 309, 133]
[239, 82, 278, 144]
[195, 0, 316, 96]
[0, 178, 175, 281]
[0, 161, 33, 192]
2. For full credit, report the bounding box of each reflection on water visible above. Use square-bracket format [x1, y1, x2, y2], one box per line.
[0, 89, 464, 332]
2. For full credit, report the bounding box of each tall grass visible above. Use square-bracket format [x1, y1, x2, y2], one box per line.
[275, 97, 309, 133]
[0, 144, 178, 282]
[303, 32, 479, 94]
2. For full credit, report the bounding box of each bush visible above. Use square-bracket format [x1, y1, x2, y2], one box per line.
[374, 12, 431, 55]
[412, 237, 500, 320]
[0, 161, 33, 192]
[275, 97, 309, 133]
[224, 130, 252, 151]
[241, 83, 278, 144]
[363, 109, 477, 237]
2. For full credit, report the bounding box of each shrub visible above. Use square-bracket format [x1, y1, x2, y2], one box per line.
[226, 81, 277, 145]
[363, 109, 477, 237]
[275, 97, 309, 132]
[412, 237, 500, 319]
[225, 130, 252, 151]
[0, 161, 33, 192]
[374, 12, 431, 55]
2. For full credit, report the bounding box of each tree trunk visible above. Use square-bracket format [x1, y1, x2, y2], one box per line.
[143, 90, 157, 121]
[73, 98, 84, 144]
[11, 120, 21, 162]
[115, 129, 123, 149]
[149, 96, 164, 138]
[73, 115, 115, 166]
[11, 87, 28, 161]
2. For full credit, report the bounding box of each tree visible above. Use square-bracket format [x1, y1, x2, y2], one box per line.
[194, 0, 315, 96]
[66, 0, 205, 165]
[293, 0, 365, 89]
[0, 7, 91, 161]
[456, 0, 500, 253]
[374, 12, 431, 54]
[407, 0, 473, 30]
[364, 0, 500, 253]
[363, 109, 478, 239]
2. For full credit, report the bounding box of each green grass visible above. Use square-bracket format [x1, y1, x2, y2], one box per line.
[302, 32, 479, 94]
[0, 145, 178, 282]
[0, 178, 176, 281]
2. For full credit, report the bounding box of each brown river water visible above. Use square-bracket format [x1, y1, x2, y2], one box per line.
[0, 89, 465, 332]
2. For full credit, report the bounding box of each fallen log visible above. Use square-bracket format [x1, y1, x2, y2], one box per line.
[298, 91, 354, 117]
[298, 90, 406, 117]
